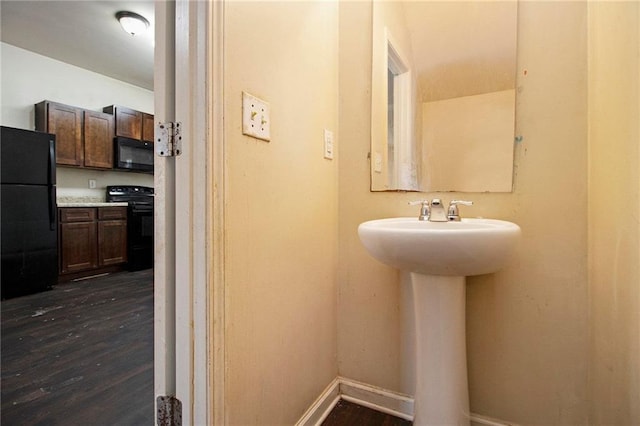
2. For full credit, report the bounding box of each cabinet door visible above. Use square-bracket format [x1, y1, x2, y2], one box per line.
[36, 101, 83, 166]
[142, 113, 155, 143]
[59, 222, 98, 274]
[112, 106, 142, 139]
[84, 111, 114, 169]
[98, 220, 128, 266]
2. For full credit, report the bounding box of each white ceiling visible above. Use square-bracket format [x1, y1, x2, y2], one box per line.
[1, 1, 155, 91]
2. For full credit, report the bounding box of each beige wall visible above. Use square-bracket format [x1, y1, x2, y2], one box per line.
[466, 3, 588, 422]
[223, 2, 339, 424]
[339, 2, 589, 424]
[339, 2, 407, 391]
[588, 2, 640, 424]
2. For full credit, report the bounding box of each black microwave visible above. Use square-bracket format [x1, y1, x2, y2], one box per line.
[114, 136, 154, 173]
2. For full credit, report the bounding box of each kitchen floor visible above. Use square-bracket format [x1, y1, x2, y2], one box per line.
[1, 269, 153, 426]
[2, 270, 409, 425]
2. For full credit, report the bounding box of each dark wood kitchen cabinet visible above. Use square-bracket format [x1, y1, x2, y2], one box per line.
[35, 101, 114, 169]
[59, 206, 127, 278]
[59, 207, 98, 274]
[142, 112, 155, 142]
[35, 101, 83, 166]
[103, 105, 154, 143]
[103, 105, 142, 139]
[97, 207, 127, 266]
[83, 110, 114, 169]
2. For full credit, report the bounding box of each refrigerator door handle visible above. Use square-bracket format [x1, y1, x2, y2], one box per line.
[48, 140, 56, 231]
[48, 185, 56, 231]
[49, 139, 56, 185]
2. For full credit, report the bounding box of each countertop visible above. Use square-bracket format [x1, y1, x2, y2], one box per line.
[57, 202, 128, 208]
[57, 195, 127, 208]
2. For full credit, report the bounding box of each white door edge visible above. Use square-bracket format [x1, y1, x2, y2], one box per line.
[154, 0, 223, 424]
[154, 0, 177, 413]
[174, 0, 209, 424]
[208, 1, 227, 425]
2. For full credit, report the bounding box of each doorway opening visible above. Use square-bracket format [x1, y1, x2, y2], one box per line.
[0, 2, 158, 424]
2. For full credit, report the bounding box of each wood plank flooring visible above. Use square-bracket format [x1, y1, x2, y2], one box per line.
[2, 270, 410, 425]
[1, 270, 154, 426]
[322, 400, 412, 426]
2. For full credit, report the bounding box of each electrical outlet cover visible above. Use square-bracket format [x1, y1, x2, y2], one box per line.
[242, 92, 271, 142]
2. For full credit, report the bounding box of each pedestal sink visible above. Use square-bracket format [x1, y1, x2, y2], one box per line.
[358, 217, 520, 425]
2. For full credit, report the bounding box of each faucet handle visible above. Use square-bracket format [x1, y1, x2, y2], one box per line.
[408, 200, 430, 221]
[449, 200, 473, 207]
[447, 200, 473, 221]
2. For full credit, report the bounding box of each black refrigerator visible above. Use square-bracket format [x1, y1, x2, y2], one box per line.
[1, 126, 58, 299]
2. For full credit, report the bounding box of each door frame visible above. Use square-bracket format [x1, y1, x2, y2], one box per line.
[154, 1, 225, 424]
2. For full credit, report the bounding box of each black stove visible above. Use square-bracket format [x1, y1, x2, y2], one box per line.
[107, 185, 154, 204]
[107, 185, 154, 271]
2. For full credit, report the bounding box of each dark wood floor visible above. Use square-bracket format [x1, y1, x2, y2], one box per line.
[2, 270, 410, 426]
[1, 269, 154, 426]
[323, 400, 412, 426]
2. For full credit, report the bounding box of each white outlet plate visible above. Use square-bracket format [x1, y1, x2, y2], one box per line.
[323, 129, 334, 160]
[89, 179, 97, 189]
[242, 92, 271, 141]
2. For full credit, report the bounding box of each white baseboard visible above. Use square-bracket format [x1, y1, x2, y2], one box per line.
[338, 377, 414, 421]
[470, 412, 520, 426]
[296, 376, 516, 426]
[295, 378, 341, 426]
[295, 376, 413, 426]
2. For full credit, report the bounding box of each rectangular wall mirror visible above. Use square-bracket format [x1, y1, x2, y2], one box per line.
[370, 0, 518, 192]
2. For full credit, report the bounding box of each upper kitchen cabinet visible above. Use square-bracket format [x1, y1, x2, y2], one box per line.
[142, 113, 155, 143]
[104, 105, 141, 139]
[83, 110, 114, 169]
[103, 105, 154, 143]
[35, 101, 83, 166]
[35, 101, 114, 170]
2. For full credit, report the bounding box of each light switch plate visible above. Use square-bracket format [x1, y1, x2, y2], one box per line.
[242, 92, 271, 141]
[374, 152, 383, 173]
[324, 129, 334, 160]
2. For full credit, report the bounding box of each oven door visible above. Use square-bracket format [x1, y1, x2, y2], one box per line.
[115, 137, 154, 173]
[127, 203, 154, 271]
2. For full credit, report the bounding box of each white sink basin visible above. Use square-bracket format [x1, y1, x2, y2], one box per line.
[358, 217, 520, 276]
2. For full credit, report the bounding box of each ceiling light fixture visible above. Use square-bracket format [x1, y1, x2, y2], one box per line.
[116, 11, 150, 36]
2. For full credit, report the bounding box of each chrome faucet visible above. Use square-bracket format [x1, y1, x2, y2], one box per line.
[429, 198, 448, 222]
[409, 199, 473, 222]
[408, 200, 430, 221]
[447, 200, 474, 221]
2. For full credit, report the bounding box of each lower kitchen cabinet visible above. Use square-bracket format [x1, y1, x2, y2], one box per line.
[98, 208, 127, 266]
[59, 206, 127, 277]
[60, 221, 98, 273]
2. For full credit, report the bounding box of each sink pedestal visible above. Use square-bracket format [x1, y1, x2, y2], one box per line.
[411, 273, 469, 426]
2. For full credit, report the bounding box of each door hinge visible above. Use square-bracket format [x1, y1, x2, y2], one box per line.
[157, 395, 182, 426]
[156, 122, 182, 157]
